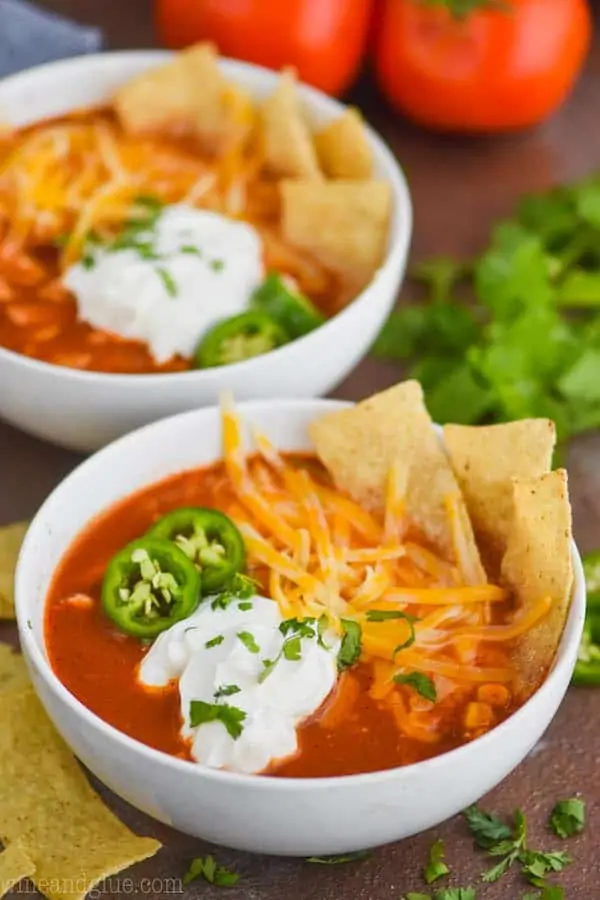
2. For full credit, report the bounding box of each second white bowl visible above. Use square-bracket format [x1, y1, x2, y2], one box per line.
[0, 53, 411, 452]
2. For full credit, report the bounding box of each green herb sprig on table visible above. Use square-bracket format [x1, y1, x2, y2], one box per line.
[464, 804, 572, 888]
[373, 175, 600, 445]
[183, 854, 239, 887]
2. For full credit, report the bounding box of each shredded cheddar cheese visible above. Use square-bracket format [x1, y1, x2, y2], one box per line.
[219, 401, 555, 746]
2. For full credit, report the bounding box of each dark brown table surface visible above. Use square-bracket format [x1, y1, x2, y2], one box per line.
[1, 2, 599, 897]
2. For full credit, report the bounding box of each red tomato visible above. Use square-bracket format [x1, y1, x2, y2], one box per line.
[155, 0, 374, 97]
[374, 0, 592, 132]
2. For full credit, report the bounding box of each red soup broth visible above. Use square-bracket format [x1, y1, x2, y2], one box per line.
[45, 455, 514, 778]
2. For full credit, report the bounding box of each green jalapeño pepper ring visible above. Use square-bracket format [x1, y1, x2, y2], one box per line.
[147, 507, 246, 594]
[251, 273, 324, 338]
[194, 310, 289, 368]
[101, 537, 201, 638]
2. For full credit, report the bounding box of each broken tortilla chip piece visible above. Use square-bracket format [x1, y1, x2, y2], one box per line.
[114, 43, 251, 154]
[444, 419, 556, 577]
[0, 521, 28, 620]
[0, 843, 35, 898]
[501, 469, 573, 697]
[0, 686, 161, 900]
[281, 178, 391, 291]
[315, 108, 373, 179]
[309, 381, 484, 578]
[0, 644, 29, 694]
[258, 68, 321, 179]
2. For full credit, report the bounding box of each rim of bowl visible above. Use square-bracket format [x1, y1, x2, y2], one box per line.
[15, 398, 586, 792]
[0, 51, 412, 386]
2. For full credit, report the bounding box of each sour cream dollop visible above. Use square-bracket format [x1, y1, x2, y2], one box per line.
[138, 595, 340, 774]
[64, 205, 264, 364]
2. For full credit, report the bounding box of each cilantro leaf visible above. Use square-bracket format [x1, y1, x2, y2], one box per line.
[306, 850, 370, 864]
[433, 889, 476, 900]
[522, 887, 564, 900]
[463, 805, 515, 849]
[205, 634, 224, 648]
[282, 635, 302, 661]
[214, 684, 241, 700]
[549, 798, 586, 838]
[183, 854, 239, 887]
[237, 631, 260, 654]
[424, 839, 450, 884]
[337, 619, 362, 671]
[394, 671, 437, 702]
[189, 700, 246, 739]
[520, 849, 571, 884]
[366, 609, 419, 622]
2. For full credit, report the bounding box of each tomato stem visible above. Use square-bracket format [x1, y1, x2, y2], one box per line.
[420, 0, 510, 18]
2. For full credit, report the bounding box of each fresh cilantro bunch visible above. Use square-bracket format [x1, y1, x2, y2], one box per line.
[373, 174, 600, 443]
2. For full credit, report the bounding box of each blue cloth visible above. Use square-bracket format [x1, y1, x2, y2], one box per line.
[0, 0, 103, 78]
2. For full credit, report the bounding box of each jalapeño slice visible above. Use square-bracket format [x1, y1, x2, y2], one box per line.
[147, 507, 246, 594]
[251, 273, 324, 338]
[194, 311, 289, 368]
[101, 537, 201, 639]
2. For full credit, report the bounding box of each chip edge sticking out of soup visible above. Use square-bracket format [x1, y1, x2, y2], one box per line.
[44, 380, 574, 779]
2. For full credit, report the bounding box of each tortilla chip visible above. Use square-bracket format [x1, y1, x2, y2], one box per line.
[0, 843, 35, 897]
[281, 178, 391, 290]
[501, 470, 573, 696]
[0, 686, 161, 900]
[444, 420, 556, 576]
[114, 43, 251, 153]
[0, 521, 28, 620]
[309, 381, 484, 576]
[0, 644, 29, 694]
[315, 108, 373, 179]
[258, 68, 321, 179]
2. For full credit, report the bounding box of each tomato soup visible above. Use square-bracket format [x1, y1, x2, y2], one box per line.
[45, 454, 518, 779]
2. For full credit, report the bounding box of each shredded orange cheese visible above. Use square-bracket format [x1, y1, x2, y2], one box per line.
[217, 404, 555, 745]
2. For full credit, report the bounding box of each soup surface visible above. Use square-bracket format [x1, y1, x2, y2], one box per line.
[45, 454, 519, 779]
[0, 111, 340, 375]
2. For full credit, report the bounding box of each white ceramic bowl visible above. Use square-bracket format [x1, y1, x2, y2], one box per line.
[0, 53, 411, 454]
[15, 399, 586, 856]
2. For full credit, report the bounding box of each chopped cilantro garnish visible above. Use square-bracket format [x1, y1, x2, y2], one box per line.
[210, 258, 225, 272]
[156, 265, 178, 297]
[317, 613, 330, 649]
[237, 631, 260, 654]
[394, 671, 437, 702]
[183, 854, 239, 887]
[337, 618, 362, 671]
[238, 601, 253, 611]
[424, 839, 450, 884]
[180, 244, 202, 255]
[522, 887, 564, 900]
[211, 574, 258, 610]
[520, 849, 571, 885]
[81, 253, 95, 270]
[205, 634, 224, 648]
[279, 617, 317, 639]
[258, 617, 320, 682]
[366, 609, 419, 652]
[214, 684, 241, 700]
[549, 798, 586, 838]
[464, 805, 572, 887]
[306, 850, 370, 864]
[189, 700, 246, 739]
[282, 635, 302, 661]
